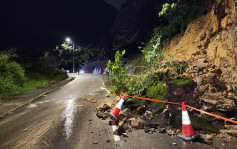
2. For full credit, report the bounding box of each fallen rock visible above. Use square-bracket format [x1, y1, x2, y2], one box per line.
[227, 92, 234, 99]
[198, 85, 209, 93]
[129, 117, 144, 129]
[119, 108, 133, 118]
[216, 98, 235, 111]
[144, 127, 150, 133]
[158, 127, 166, 133]
[106, 94, 110, 97]
[96, 104, 111, 111]
[205, 72, 216, 83]
[122, 133, 128, 137]
[192, 58, 207, 70]
[96, 111, 109, 119]
[220, 129, 237, 135]
[144, 111, 153, 120]
[118, 117, 127, 126]
[166, 127, 177, 136]
[196, 76, 204, 87]
[172, 143, 177, 145]
[127, 126, 132, 132]
[114, 126, 126, 136]
[136, 105, 148, 115]
[214, 77, 227, 91]
[86, 97, 97, 103]
[77, 105, 84, 108]
[203, 134, 214, 140]
[201, 92, 219, 105]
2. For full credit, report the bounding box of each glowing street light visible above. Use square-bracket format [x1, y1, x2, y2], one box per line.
[66, 37, 71, 42]
[66, 37, 75, 73]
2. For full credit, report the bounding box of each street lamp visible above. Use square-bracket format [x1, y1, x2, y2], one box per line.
[66, 37, 75, 73]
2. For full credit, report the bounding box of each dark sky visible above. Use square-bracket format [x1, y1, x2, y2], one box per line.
[0, 0, 118, 49]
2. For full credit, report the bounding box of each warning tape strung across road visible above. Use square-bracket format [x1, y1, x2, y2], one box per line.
[124, 94, 237, 124]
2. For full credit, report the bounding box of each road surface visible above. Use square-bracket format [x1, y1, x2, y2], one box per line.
[0, 74, 228, 149]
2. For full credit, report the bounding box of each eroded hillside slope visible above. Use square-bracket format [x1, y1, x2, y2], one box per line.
[164, 0, 237, 114]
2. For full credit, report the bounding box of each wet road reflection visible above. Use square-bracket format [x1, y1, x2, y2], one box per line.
[61, 99, 77, 139]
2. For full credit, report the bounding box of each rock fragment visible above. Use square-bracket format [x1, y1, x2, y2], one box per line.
[86, 97, 97, 103]
[129, 117, 144, 129]
[144, 110, 153, 120]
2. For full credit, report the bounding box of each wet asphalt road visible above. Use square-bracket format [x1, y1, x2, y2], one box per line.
[0, 74, 115, 149]
[0, 73, 227, 149]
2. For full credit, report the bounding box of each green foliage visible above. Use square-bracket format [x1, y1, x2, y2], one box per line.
[0, 51, 68, 98]
[146, 81, 168, 99]
[168, 76, 193, 86]
[0, 54, 25, 97]
[22, 71, 68, 92]
[126, 71, 152, 96]
[143, 0, 210, 63]
[160, 0, 210, 42]
[159, 2, 178, 16]
[107, 50, 128, 94]
[169, 108, 219, 133]
[54, 44, 102, 71]
[172, 61, 187, 74]
[190, 114, 219, 133]
[160, 60, 187, 74]
[144, 32, 163, 64]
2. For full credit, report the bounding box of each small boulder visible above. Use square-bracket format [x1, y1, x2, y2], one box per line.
[96, 111, 109, 119]
[135, 106, 148, 115]
[216, 98, 235, 111]
[129, 117, 144, 129]
[96, 104, 111, 111]
[85, 97, 97, 103]
[120, 108, 133, 118]
[144, 111, 153, 120]
[113, 126, 126, 136]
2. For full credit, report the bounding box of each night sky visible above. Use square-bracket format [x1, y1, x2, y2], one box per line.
[0, 0, 118, 49]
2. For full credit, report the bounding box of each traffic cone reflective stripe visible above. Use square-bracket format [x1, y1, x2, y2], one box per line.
[115, 98, 125, 109]
[107, 94, 126, 120]
[177, 102, 199, 141]
[181, 109, 195, 136]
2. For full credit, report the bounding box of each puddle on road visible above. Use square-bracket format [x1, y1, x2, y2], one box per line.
[61, 99, 77, 139]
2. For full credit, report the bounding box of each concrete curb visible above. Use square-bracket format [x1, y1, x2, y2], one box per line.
[0, 77, 74, 118]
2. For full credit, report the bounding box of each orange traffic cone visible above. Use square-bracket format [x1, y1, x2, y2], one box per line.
[177, 102, 199, 141]
[107, 94, 126, 120]
[112, 92, 116, 98]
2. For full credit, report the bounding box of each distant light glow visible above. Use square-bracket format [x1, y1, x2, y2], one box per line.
[66, 37, 71, 42]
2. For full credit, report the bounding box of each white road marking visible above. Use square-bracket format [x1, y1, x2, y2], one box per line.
[100, 87, 110, 94]
[99, 86, 120, 142]
[112, 125, 120, 142]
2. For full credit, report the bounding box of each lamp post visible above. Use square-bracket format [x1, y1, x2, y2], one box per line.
[66, 37, 75, 73]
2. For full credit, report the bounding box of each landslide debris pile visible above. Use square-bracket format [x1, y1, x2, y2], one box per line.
[161, 0, 237, 124]
[96, 98, 180, 136]
[96, 95, 237, 145]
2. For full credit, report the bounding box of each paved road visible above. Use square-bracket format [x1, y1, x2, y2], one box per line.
[0, 73, 230, 149]
[0, 74, 114, 149]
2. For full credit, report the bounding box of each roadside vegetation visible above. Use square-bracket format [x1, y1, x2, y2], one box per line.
[106, 0, 216, 132]
[0, 50, 68, 99]
[107, 0, 209, 102]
